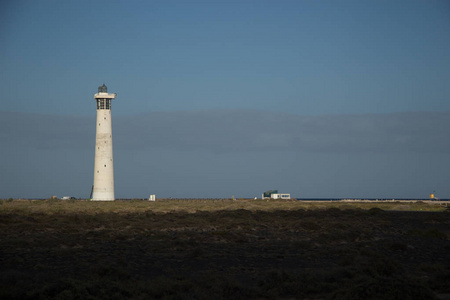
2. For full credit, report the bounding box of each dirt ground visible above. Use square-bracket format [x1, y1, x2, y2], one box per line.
[1, 201, 449, 299]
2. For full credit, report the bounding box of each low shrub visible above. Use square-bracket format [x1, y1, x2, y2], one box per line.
[408, 228, 447, 239]
[331, 276, 437, 300]
[367, 207, 384, 215]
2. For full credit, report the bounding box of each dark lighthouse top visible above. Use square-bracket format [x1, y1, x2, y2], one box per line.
[98, 84, 107, 93]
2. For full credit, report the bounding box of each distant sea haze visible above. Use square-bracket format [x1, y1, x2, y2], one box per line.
[1, 110, 449, 199]
[113, 110, 450, 154]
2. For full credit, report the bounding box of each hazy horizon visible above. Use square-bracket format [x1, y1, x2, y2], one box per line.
[1, 109, 449, 199]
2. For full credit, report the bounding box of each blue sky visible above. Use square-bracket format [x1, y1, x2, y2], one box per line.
[2, 0, 449, 115]
[1, 1, 449, 199]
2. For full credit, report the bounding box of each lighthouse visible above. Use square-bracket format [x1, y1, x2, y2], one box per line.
[92, 84, 117, 201]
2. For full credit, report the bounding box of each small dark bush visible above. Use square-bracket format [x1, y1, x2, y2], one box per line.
[331, 276, 437, 300]
[408, 228, 447, 239]
[367, 207, 384, 215]
[390, 242, 408, 251]
[299, 220, 321, 231]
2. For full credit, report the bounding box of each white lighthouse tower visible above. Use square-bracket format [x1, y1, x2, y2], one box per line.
[92, 84, 117, 201]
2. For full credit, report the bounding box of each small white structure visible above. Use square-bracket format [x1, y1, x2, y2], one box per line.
[149, 194, 156, 201]
[92, 84, 117, 201]
[271, 193, 291, 200]
[262, 190, 291, 200]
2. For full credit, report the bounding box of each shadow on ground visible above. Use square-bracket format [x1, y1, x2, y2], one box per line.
[1, 206, 449, 299]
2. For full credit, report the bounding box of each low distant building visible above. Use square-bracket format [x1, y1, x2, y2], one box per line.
[262, 190, 277, 199]
[271, 193, 291, 200]
[262, 190, 291, 200]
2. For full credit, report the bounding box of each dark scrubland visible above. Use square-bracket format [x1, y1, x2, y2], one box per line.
[0, 199, 449, 299]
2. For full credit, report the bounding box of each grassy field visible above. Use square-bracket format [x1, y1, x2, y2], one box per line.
[1, 199, 449, 299]
[1, 198, 447, 214]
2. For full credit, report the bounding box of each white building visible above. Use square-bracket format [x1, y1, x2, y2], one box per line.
[270, 193, 291, 200]
[92, 84, 117, 201]
[262, 190, 291, 200]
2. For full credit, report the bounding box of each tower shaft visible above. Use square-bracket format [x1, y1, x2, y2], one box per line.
[92, 85, 117, 201]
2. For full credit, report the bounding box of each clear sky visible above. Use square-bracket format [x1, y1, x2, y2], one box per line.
[1, 1, 449, 199]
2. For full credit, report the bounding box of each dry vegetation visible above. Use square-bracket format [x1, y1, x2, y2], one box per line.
[1, 199, 449, 299]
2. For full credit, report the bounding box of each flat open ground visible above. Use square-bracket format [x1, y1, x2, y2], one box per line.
[1, 199, 449, 299]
